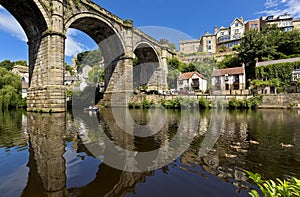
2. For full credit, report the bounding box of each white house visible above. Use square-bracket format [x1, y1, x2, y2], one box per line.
[211, 66, 246, 95]
[177, 71, 207, 93]
[11, 65, 29, 98]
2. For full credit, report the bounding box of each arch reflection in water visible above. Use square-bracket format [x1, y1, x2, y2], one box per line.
[74, 108, 200, 172]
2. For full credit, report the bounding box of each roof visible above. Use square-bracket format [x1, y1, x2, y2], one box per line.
[178, 71, 206, 80]
[65, 76, 78, 81]
[211, 67, 244, 77]
[256, 57, 300, 67]
[11, 65, 28, 73]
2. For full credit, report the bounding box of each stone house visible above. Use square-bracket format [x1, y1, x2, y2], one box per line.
[177, 71, 207, 93]
[211, 66, 246, 95]
[11, 65, 29, 98]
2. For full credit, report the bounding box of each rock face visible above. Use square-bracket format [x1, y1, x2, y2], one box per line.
[0, 0, 171, 112]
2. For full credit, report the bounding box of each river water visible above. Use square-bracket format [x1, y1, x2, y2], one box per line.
[0, 108, 300, 197]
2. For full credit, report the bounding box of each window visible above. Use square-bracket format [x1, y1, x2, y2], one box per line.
[224, 74, 229, 81]
[235, 29, 239, 33]
[235, 22, 239, 27]
[225, 84, 230, 90]
[221, 32, 224, 36]
[234, 75, 239, 82]
[251, 24, 258, 28]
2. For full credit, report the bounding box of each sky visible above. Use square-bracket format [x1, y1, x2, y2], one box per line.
[0, 0, 299, 65]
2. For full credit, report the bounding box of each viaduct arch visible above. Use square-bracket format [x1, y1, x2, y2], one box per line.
[0, 0, 174, 112]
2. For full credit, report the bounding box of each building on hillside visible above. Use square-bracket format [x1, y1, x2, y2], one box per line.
[82, 65, 92, 80]
[294, 19, 300, 31]
[179, 17, 245, 55]
[177, 71, 207, 93]
[11, 65, 29, 98]
[199, 32, 217, 54]
[179, 39, 201, 55]
[211, 66, 246, 95]
[260, 13, 294, 32]
[245, 19, 261, 31]
[11, 65, 29, 83]
[215, 17, 245, 51]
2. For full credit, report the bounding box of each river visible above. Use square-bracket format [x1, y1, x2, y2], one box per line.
[0, 108, 300, 197]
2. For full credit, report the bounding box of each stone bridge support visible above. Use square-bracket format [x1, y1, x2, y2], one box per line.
[27, 33, 66, 113]
[27, 0, 66, 113]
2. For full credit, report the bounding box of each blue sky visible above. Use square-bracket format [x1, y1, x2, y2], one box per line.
[0, 0, 299, 64]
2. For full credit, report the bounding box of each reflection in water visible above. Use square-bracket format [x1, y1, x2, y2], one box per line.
[0, 109, 300, 196]
[22, 112, 67, 196]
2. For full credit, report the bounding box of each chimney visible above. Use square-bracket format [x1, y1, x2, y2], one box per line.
[214, 25, 217, 34]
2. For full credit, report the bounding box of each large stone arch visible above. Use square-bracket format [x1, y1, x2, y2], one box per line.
[0, 0, 50, 40]
[65, 13, 127, 91]
[133, 42, 162, 90]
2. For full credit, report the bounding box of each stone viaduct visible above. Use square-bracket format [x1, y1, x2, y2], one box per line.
[0, 0, 174, 112]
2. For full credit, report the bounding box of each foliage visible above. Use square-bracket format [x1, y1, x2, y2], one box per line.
[65, 62, 74, 76]
[227, 96, 263, 109]
[198, 96, 212, 109]
[251, 79, 280, 88]
[246, 171, 300, 197]
[76, 49, 103, 72]
[237, 27, 300, 81]
[14, 60, 27, 67]
[0, 60, 27, 71]
[128, 98, 154, 109]
[88, 65, 104, 83]
[255, 61, 298, 85]
[0, 60, 14, 71]
[0, 67, 23, 110]
[217, 54, 242, 69]
[129, 95, 262, 110]
[166, 57, 216, 89]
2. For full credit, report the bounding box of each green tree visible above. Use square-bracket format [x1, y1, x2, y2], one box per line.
[88, 65, 104, 83]
[65, 62, 74, 76]
[14, 60, 27, 67]
[238, 29, 277, 82]
[76, 49, 103, 72]
[0, 67, 22, 109]
[0, 60, 14, 71]
[217, 54, 242, 69]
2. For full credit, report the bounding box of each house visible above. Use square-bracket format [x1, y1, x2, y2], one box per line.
[260, 14, 294, 32]
[11, 65, 29, 98]
[82, 65, 92, 80]
[177, 71, 207, 93]
[199, 32, 217, 54]
[11, 65, 29, 83]
[211, 66, 246, 95]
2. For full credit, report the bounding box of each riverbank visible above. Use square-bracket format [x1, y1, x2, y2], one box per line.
[258, 93, 300, 109]
[128, 93, 300, 110]
[128, 94, 263, 110]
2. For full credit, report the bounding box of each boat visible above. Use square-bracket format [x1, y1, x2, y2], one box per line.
[84, 105, 99, 112]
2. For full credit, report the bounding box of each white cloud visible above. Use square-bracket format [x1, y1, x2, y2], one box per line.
[0, 6, 89, 57]
[260, 0, 300, 18]
[0, 8, 27, 41]
[65, 29, 90, 57]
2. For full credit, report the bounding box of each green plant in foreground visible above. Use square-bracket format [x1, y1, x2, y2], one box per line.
[246, 171, 300, 197]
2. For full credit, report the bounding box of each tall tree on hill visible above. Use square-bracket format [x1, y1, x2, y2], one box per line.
[238, 29, 277, 82]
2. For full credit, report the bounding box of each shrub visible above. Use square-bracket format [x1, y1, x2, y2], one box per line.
[246, 171, 300, 197]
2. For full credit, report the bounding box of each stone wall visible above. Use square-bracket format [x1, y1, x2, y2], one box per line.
[259, 94, 300, 109]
